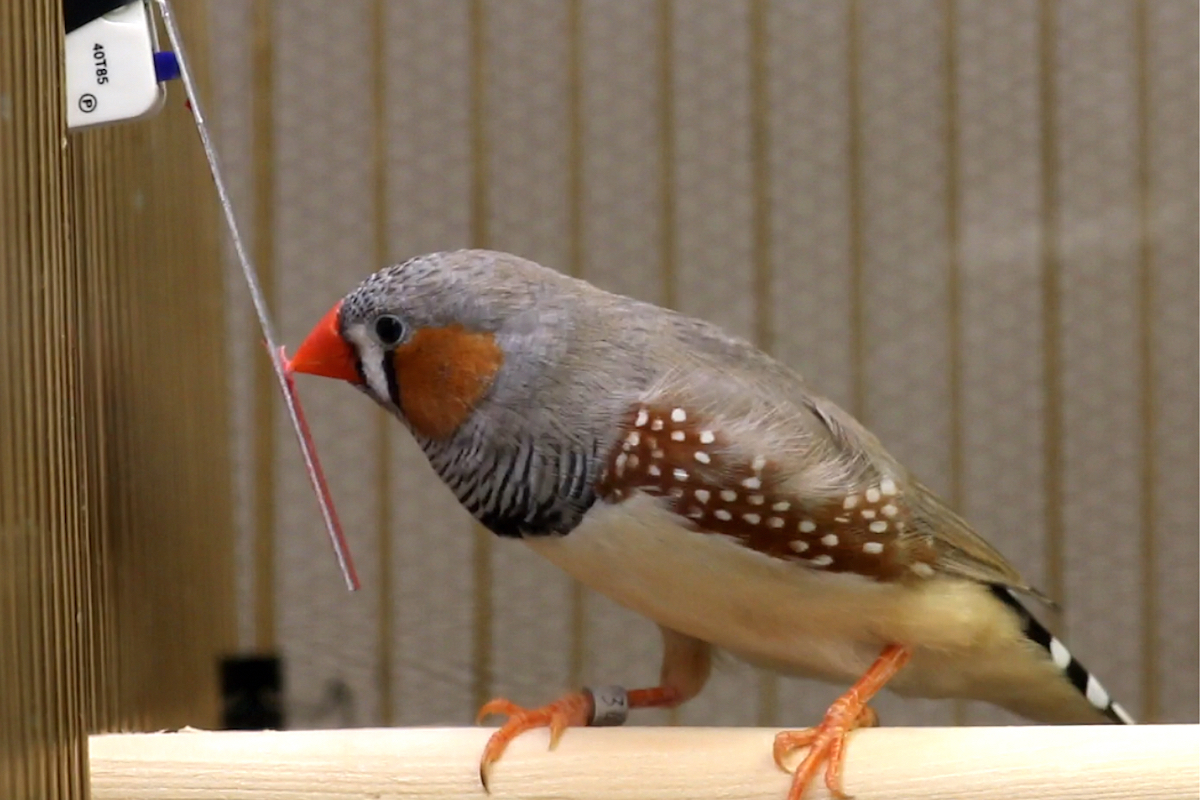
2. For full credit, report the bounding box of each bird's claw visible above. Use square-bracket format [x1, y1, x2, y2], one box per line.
[774, 703, 879, 800]
[475, 692, 592, 793]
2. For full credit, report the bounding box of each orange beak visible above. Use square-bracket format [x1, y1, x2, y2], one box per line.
[289, 301, 363, 384]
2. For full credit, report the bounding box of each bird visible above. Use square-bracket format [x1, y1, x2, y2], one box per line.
[287, 248, 1134, 800]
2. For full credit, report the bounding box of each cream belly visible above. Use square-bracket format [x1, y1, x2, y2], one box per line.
[524, 495, 1099, 722]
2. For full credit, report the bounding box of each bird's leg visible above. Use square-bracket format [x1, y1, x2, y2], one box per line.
[476, 627, 711, 791]
[774, 644, 911, 800]
[475, 685, 681, 785]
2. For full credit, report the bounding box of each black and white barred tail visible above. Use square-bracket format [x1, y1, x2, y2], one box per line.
[989, 585, 1135, 725]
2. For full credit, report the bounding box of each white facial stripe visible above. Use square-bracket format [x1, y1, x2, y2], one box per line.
[345, 324, 392, 404]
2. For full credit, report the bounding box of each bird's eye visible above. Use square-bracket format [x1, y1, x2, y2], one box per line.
[373, 314, 406, 347]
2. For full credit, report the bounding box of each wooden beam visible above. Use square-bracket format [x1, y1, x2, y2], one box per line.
[90, 724, 1198, 799]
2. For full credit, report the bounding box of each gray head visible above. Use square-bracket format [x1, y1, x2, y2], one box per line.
[289, 249, 628, 440]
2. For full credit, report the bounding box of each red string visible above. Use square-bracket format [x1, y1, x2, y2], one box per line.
[275, 344, 360, 591]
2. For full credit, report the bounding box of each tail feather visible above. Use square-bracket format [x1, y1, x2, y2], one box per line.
[988, 585, 1135, 725]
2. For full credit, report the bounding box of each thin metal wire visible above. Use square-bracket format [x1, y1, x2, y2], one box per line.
[154, 0, 359, 591]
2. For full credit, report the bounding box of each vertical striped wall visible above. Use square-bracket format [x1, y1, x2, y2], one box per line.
[209, 0, 1198, 728]
[3, 1, 234, 795]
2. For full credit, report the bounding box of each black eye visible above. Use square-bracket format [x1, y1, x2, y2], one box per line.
[373, 314, 406, 347]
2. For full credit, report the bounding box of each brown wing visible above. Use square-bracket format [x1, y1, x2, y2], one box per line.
[595, 399, 939, 583]
[797, 392, 1036, 595]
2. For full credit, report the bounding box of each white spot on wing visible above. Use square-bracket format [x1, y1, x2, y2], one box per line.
[809, 555, 833, 567]
[634, 409, 649, 428]
[882, 504, 898, 517]
[699, 431, 715, 444]
[671, 408, 687, 422]
[671, 431, 685, 442]
[747, 494, 764, 505]
[911, 563, 934, 578]
[865, 487, 880, 503]
[648, 465, 661, 477]
[673, 468, 688, 482]
[742, 513, 761, 525]
[615, 453, 627, 475]
[751, 455, 767, 472]
[844, 495, 860, 509]
[651, 418, 664, 431]
[772, 501, 790, 512]
[869, 520, 888, 534]
[720, 489, 738, 502]
[626, 431, 640, 446]
[694, 451, 711, 464]
[821, 534, 839, 546]
[799, 520, 816, 533]
[789, 540, 809, 553]
[694, 489, 711, 504]
[880, 478, 897, 496]
[862, 541, 884, 554]
[714, 509, 732, 521]
[742, 477, 762, 490]
[768, 517, 784, 528]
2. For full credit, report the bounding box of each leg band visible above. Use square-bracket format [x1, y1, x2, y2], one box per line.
[584, 685, 629, 727]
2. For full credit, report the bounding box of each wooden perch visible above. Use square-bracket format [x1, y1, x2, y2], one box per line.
[89, 724, 1199, 800]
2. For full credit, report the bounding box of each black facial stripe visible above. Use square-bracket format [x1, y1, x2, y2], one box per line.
[381, 351, 401, 407]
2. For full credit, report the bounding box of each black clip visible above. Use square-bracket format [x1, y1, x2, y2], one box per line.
[63, 0, 134, 35]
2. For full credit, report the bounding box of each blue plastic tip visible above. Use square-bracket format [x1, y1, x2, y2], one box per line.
[154, 51, 181, 83]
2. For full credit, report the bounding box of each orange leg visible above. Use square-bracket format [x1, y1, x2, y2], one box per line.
[774, 644, 912, 800]
[476, 685, 682, 791]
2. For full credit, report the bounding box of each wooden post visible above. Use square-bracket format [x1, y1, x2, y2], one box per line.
[0, 2, 92, 798]
[1, 3, 235, 798]
[90, 725, 1200, 800]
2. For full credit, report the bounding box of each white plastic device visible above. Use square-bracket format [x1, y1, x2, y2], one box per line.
[65, 0, 166, 130]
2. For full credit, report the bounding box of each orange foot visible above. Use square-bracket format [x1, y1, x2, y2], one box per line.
[774, 704, 879, 800]
[774, 644, 911, 800]
[475, 692, 592, 792]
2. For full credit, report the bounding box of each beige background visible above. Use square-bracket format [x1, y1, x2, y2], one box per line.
[207, 0, 1197, 730]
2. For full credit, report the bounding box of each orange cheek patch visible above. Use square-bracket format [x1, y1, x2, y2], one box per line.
[392, 325, 504, 440]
